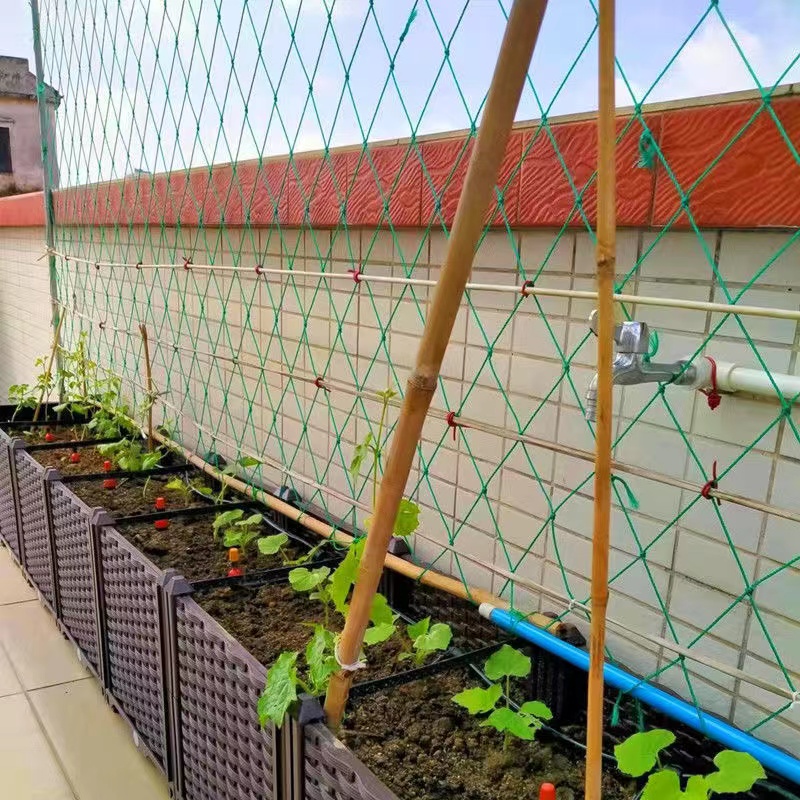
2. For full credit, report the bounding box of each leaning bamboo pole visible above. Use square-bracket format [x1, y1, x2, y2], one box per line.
[585, 0, 616, 798]
[322, 0, 550, 730]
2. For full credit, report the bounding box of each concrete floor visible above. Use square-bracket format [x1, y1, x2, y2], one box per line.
[0, 545, 169, 800]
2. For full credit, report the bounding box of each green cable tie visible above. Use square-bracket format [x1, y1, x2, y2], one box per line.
[611, 475, 640, 510]
[637, 130, 657, 170]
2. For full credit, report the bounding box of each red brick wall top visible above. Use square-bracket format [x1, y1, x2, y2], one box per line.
[2, 92, 799, 230]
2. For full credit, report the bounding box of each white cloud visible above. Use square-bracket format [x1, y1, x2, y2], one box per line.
[648, 17, 800, 102]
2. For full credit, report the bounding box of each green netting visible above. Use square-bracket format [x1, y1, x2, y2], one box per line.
[30, 0, 800, 756]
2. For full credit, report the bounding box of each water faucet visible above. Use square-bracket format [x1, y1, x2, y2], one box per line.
[584, 311, 697, 421]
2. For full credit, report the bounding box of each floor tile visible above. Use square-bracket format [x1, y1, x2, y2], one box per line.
[0, 693, 75, 800]
[0, 546, 36, 604]
[0, 601, 89, 689]
[29, 679, 169, 800]
[0, 644, 22, 697]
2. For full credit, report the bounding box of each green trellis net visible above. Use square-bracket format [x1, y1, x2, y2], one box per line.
[32, 0, 800, 755]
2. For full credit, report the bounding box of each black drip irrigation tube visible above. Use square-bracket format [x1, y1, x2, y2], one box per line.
[59, 462, 192, 483]
[24, 435, 125, 451]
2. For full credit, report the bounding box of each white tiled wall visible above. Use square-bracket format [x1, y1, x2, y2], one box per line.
[0, 228, 53, 399]
[2, 222, 799, 754]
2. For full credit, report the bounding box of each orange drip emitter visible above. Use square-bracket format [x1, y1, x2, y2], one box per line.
[227, 547, 243, 578]
[102, 460, 117, 489]
[154, 496, 169, 530]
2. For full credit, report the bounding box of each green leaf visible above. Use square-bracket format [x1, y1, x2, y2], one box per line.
[164, 478, 187, 492]
[289, 566, 330, 593]
[706, 751, 766, 794]
[53, 403, 68, 413]
[305, 626, 337, 695]
[197, 486, 213, 496]
[614, 729, 676, 778]
[236, 513, 264, 529]
[481, 707, 536, 741]
[452, 683, 502, 715]
[519, 700, 553, 721]
[376, 389, 397, 402]
[641, 770, 683, 800]
[683, 775, 710, 800]
[369, 593, 396, 626]
[142, 453, 162, 470]
[393, 497, 420, 538]
[213, 509, 244, 531]
[484, 645, 531, 681]
[364, 622, 396, 645]
[223, 531, 243, 548]
[414, 622, 452, 655]
[406, 617, 430, 641]
[237, 456, 261, 469]
[257, 652, 299, 728]
[71, 404, 88, 415]
[349, 433, 373, 481]
[329, 539, 364, 613]
[257, 534, 289, 556]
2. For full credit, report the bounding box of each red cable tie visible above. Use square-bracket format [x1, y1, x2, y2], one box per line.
[348, 268, 362, 284]
[98, 320, 106, 330]
[701, 356, 721, 411]
[136, 261, 142, 270]
[445, 411, 469, 441]
[700, 460, 721, 506]
[255, 264, 264, 275]
[520, 279, 535, 296]
[182, 257, 193, 271]
[95, 262, 100, 271]
[313, 376, 329, 392]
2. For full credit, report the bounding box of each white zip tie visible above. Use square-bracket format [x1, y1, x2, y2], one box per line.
[334, 637, 366, 672]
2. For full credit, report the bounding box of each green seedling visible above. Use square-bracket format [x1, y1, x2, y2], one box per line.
[97, 438, 162, 472]
[399, 617, 452, 666]
[216, 455, 262, 503]
[452, 644, 552, 751]
[212, 508, 288, 559]
[55, 331, 95, 424]
[349, 389, 420, 540]
[9, 355, 55, 420]
[164, 476, 213, 501]
[257, 624, 340, 728]
[614, 729, 765, 799]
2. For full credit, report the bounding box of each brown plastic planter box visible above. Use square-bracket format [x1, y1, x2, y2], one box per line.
[11, 442, 56, 609]
[0, 430, 21, 563]
[163, 574, 280, 800]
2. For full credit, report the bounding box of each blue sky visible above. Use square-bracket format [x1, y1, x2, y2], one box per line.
[2, 0, 799, 183]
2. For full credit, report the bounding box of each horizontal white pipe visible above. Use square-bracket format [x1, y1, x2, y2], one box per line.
[689, 358, 800, 402]
[49, 248, 800, 322]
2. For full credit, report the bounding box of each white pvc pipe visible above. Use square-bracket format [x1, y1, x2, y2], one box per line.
[687, 358, 800, 402]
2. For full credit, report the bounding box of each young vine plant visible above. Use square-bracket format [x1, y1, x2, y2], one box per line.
[453, 644, 552, 751]
[212, 509, 288, 558]
[614, 729, 765, 800]
[349, 389, 420, 539]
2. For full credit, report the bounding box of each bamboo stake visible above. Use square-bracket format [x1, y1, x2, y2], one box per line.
[322, 0, 549, 730]
[33, 311, 66, 422]
[586, 0, 616, 798]
[139, 324, 155, 451]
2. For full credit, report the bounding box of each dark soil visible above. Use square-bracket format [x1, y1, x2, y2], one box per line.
[67, 474, 204, 516]
[341, 669, 636, 800]
[118, 516, 304, 582]
[32, 444, 112, 474]
[23, 426, 86, 444]
[197, 582, 407, 684]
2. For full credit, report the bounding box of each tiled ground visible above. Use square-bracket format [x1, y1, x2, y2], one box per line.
[0, 545, 169, 800]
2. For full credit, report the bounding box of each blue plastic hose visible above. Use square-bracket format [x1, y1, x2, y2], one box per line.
[480, 604, 800, 786]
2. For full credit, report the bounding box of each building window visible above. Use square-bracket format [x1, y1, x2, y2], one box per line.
[0, 127, 11, 174]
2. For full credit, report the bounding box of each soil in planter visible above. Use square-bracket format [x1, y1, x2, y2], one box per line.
[118, 517, 306, 581]
[32, 444, 114, 474]
[341, 669, 636, 800]
[197, 582, 407, 683]
[67, 474, 206, 516]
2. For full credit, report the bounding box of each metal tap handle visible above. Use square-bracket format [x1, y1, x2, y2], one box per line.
[588, 310, 650, 354]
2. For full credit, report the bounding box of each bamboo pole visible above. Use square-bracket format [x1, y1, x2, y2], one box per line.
[138, 324, 154, 450]
[33, 312, 66, 422]
[586, 0, 616, 798]
[322, 0, 549, 730]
